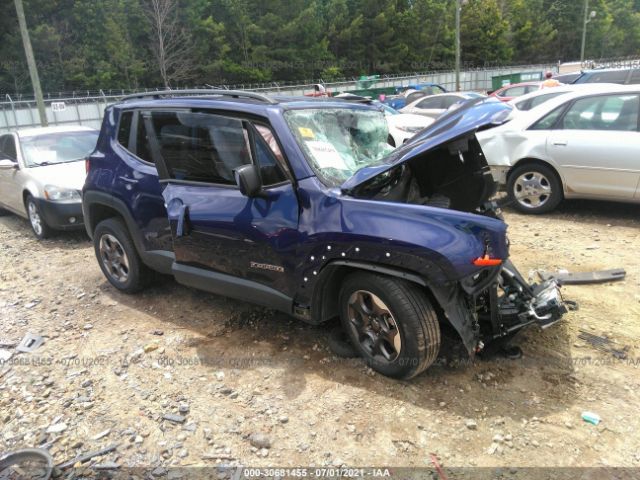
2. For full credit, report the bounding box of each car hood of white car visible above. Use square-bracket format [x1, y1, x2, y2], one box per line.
[26, 160, 87, 191]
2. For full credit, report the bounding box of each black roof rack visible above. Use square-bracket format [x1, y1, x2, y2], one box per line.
[119, 88, 278, 105]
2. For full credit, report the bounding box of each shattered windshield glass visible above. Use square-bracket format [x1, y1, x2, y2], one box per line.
[285, 108, 394, 187]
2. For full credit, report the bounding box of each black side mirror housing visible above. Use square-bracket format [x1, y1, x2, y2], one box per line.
[234, 164, 264, 198]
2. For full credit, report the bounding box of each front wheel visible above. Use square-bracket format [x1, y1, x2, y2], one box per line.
[25, 195, 52, 239]
[507, 163, 563, 214]
[339, 272, 441, 379]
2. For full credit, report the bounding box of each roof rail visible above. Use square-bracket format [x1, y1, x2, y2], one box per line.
[119, 88, 278, 105]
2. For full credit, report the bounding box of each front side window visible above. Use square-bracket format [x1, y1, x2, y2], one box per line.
[559, 94, 640, 131]
[285, 107, 393, 187]
[529, 106, 565, 131]
[21, 131, 98, 167]
[0, 135, 17, 161]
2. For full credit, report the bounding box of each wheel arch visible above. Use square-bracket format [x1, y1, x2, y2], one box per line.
[310, 260, 480, 355]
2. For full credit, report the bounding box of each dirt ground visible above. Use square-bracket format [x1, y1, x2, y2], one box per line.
[1, 199, 639, 475]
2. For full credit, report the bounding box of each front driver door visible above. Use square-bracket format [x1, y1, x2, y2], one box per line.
[145, 109, 300, 305]
[547, 93, 640, 199]
[0, 134, 24, 213]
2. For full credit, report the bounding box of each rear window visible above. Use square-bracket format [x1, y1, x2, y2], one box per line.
[117, 111, 133, 147]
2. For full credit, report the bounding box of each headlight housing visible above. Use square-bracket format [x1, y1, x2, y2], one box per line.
[44, 185, 81, 203]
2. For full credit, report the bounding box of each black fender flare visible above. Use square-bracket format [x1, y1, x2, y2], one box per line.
[310, 259, 479, 355]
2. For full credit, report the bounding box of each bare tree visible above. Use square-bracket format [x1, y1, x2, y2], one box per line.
[142, 0, 194, 88]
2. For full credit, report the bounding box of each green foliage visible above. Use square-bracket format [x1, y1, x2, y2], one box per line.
[1, 0, 639, 94]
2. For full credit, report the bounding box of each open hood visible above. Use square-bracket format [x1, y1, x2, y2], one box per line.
[341, 98, 512, 193]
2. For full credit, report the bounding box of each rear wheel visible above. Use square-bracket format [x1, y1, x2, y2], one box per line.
[93, 217, 150, 293]
[25, 195, 52, 239]
[339, 272, 441, 379]
[507, 163, 562, 214]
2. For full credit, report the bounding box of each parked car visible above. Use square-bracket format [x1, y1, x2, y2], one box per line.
[383, 84, 447, 110]
[553, 71, 582, 84]
[0, 126, 98, 238]
[382, 103, 434, 147]
[400, 92, 485, 119]
[572, 67, 640, 85]
[478, 84, 640, 213]
[489, 82, 542, 102]
[83, 90, 568, 379]
[508, 83, 618, 112]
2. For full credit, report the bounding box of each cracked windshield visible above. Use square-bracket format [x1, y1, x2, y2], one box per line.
[285, 108, 394, 186]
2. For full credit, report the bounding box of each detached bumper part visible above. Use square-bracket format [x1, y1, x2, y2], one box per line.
[528, 280, 567, 329]
[475, 260, 570, 347]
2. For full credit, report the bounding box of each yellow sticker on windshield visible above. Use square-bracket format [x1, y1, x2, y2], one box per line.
[298, 127, 315, 139]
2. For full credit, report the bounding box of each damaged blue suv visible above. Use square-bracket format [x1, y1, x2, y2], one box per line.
[83, 90, 567, 379]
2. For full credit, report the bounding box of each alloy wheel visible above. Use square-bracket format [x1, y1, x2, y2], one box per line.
[513, 171, 552, 209]
[28, 201, 43, 236]
[347, 290, 402, 362]
[99, 234, 130, 283]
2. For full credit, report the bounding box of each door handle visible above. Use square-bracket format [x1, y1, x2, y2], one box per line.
[552, 140, 568, 146]
[118, 176, 139, 184]
[175, 204, 190, 237]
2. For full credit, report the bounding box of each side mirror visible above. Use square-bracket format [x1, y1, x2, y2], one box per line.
[234, 164, 264, 198]
[0, 159, 17, 170]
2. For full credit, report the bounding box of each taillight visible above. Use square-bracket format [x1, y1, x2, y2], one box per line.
[85, 158, 90, 174]
[473, 255, 502, 267]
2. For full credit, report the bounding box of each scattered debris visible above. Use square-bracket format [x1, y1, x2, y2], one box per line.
[16, 333, 44, 353]
[537, 268, 626, 285]
[162, 414, 186, 424]
[249, 433, 272, 449]
[578, 330, 629, 359]
[465, 419, 478, 430]
[57, 444, 119, 470]
[46, 422, 67, 434]
[581, 411, 601, 426]
[91, 429, 111, 441]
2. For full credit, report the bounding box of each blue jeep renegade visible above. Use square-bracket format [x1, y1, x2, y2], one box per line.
[82, 90, 567, 379]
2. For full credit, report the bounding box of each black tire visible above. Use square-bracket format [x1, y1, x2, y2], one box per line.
[327, 326, 358, 358]
[507, 163, 563, 214]
[25, 195, 52, 239]
[93, 217, 150, 293]
[339, 272, 441, 379]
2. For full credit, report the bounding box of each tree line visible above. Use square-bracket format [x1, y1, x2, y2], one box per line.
[1, 0, 639, 95]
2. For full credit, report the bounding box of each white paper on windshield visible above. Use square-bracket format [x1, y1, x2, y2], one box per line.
[306, 140, 348, 170]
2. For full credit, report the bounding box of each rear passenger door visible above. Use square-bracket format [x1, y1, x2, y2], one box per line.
[146, 109, 300, 302]
[547, 93, 640, 198]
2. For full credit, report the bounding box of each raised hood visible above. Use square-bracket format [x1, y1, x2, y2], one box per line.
[341, 98, 512, 193]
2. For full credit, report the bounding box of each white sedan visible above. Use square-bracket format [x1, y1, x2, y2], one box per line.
[381, 104, 434, 147]
[400, 92, 485, 119]
[478, 84, 640, 213]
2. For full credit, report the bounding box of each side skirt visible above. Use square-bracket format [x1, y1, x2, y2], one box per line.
[172, 263, 293, 314]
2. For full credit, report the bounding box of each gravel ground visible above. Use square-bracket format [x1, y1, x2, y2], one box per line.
[1, 199, 639, 475]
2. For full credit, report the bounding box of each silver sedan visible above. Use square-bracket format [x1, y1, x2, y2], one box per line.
[0, 126, 98, 238]
[478, 84, 640, 213]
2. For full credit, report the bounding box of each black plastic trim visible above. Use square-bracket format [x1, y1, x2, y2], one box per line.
[172, 263, 292, 313]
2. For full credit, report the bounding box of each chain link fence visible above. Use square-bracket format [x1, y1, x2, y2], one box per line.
[0, 63, 555, 132]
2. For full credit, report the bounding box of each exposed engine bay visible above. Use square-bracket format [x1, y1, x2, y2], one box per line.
[348, 133, 496, 214]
